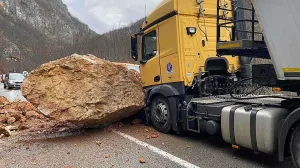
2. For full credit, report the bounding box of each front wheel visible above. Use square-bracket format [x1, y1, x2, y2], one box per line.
[290, 124, 300, 168]
[150, 96, 172, 133]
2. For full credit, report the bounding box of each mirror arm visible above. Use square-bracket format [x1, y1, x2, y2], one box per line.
[140, 60, 148, 64]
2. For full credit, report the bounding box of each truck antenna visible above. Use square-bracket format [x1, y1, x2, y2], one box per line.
[144, 4, 147, 21]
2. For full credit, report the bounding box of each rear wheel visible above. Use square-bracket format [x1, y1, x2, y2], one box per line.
[150, 96, 172, 133]
[290, 124, 300, 168]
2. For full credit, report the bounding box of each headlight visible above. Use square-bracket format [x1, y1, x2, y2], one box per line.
[8, 81, 14, 84]
[186, 27, 197, 36]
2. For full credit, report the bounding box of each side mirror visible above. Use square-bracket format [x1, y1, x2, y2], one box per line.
[131, 35, 138, 61]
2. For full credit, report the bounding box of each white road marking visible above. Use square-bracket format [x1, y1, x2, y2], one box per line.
[114, 130, 200, 168]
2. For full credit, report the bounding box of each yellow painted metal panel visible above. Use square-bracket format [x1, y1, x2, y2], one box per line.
[158, 16, 182, 84]
[218, 42, 242, 49]
[143, 0, 177, 30]
[282, 68, 300, 72]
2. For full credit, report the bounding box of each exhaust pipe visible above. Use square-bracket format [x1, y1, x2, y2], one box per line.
[235, 0, 252, 79]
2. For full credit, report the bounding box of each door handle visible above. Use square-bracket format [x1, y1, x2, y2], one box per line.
[154, 75, 160, 82]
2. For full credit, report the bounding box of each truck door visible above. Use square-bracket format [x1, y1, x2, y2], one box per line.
[140, 28, 161, 87]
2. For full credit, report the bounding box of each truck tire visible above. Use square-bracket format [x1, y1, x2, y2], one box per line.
[290, 124, 300, 168]
[150, 96, 172, 133]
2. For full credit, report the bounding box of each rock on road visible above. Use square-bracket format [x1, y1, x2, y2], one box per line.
[0, 84, 295, 168]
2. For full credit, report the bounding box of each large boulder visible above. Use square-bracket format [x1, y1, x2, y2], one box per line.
[21, 54, 145, 127]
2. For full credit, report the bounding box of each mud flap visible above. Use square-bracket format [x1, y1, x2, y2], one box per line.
[168, 97, 179, 132]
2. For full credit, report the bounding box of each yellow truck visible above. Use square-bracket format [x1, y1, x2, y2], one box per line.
[131, 0, 239, 133]
[132, 0, 300, 167]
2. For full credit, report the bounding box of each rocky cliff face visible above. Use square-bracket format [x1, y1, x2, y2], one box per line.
[2, 0, 95, 45]
[0, 0, 96, 72]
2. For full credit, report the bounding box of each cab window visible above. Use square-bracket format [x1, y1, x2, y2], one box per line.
[142, 31, 157, 61]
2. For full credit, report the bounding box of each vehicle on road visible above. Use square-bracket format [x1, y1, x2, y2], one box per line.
[114, 62, 140, 73]
[1, 74, 5, 83]
[4, 73, 25, 90]
[131, 0, 300, 167]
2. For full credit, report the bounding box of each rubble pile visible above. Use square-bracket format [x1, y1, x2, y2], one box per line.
[22, 54, 145, 127]
[0, 97, 57, 135]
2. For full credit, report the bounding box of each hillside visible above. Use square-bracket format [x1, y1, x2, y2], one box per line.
[68, 19, 144, 63]
[0, 0, 96, 72]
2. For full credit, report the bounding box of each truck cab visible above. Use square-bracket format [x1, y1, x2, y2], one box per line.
[131, 0, 239, 89]
[132, 1, 300, 167]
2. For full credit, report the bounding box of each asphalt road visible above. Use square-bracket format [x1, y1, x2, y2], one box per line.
[0, 85, 295, 168]
[0, 83, 26, 102]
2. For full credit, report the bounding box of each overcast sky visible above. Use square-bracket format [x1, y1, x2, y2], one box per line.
[62, 0, 162, 34]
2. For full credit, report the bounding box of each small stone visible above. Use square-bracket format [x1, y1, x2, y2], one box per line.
[186, 145, 191, 148]
[14, 99, 21, 103]
[145, 129, 149, 132]
[0, 116, 7, 123]
[67, 152, 70, 154]
[59, 128, 67, 132]
[146, 136, 150, 139]
[0, 126, 10, 137]
[131, 119, 142, 125]
[7, 117, 16, 125]
[105, 154, 110, 158]
[65, 165, 71, 168]
[25, 111, 39, 119]
[118, 122, 124, 127]
[151, 134, 159, 138]
[20, 117, 27, 123]
[139, 157, 146, 163]
[18, 124, 29, 130]
[5, 126, 18, 131]
[96, 141, 102, 146]
[12, 114, 21, 121]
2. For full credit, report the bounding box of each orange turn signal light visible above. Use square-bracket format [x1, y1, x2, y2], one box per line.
[232, 144, 240, 149]
[272, 87, 282, 92]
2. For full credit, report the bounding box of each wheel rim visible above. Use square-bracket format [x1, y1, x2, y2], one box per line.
[153, 101, 168, 125]
[292, 136, 300, 167]
[291, 127, 300, 168]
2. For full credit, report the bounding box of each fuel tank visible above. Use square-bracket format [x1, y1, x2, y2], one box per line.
[221, 105, 289, 154]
